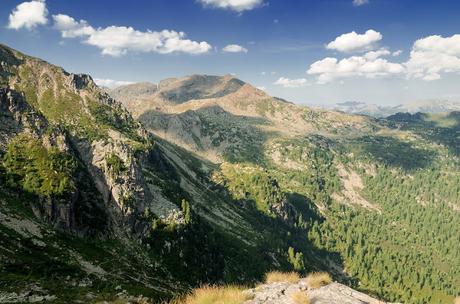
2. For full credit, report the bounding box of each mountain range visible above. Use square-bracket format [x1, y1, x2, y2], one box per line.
[316, 100, 460, 118]
[0, 44, 459, 304]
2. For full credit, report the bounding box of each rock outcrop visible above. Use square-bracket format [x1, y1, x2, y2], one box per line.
[245, 281, 395, 304]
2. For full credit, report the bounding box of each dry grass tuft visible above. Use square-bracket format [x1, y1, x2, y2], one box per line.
[170, 285, 251, 304]
[291, 291, 310, 304]
[305, 272, 332, 289]
[307, 272, 332, 288]
[265, 271, 300, 284]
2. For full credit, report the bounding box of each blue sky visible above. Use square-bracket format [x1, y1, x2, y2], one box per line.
[2, 0, 460, 105]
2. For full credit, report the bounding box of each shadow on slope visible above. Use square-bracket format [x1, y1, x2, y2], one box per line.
[141, 136, 350, 289]
[138, 105, 276, 165]
[352, 135, 437, 171]
[386, 111, 460, 157]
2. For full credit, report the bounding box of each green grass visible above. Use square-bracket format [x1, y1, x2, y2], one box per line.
[106, 153, 127, 177]
[2, 133, 78, 197]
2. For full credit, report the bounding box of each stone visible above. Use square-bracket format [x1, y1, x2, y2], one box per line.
[244, 282, 398, 304]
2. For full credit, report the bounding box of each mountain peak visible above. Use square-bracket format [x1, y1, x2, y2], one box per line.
[110, 74, 249, 109]
[156, 74, 246, 104]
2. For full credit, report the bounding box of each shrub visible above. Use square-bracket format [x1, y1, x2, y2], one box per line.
[288, 247, 305, 271]
[171, 286, 250, 304]
[106, 153, 126, 177]
[181, 199, 192, 224]
[305, 272, 332, 289]
[265, 271, 300, 284]
[291, 291, 310, 304]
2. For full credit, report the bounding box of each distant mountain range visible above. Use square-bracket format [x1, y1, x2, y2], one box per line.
[316, 100, 460, 117]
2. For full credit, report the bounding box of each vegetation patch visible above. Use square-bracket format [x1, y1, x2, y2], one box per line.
[2, 133, 77, 197]
[352, 135, 436, 171]
[106, 153, 127, 177]
[90, 102, 144, 142]
[265, 271, 300, 284]
[213, 163, 285, 216]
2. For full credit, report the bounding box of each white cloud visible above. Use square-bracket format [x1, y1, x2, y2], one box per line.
[364, 48, 391, 60]
[53, 14, 94, 38]
[8, 0, 48, 30]
[307, 51, 404, 84]
[94, 78, 134, 88]
[257, 86, 266, 91]
[405, 34, 460, 81]
[326, 29, 382, 53]
[392, 50, 403, 57]
[52, 14, 212, 56]
[353, 0, 369, 6]
[222, 44, 248, 53]
[274, 77, 308, 88]
[198, 0, 264, 12]
[310, 33, 460, 83]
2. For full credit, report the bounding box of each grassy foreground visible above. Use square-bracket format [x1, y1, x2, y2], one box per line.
[169, 286, 251, 304]
[168, 272, 332, 304]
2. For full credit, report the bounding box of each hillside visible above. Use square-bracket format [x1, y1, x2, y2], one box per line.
[111, 76, 378, 163]
[113, 75, 460, 304]
[0, 44, 374, 303]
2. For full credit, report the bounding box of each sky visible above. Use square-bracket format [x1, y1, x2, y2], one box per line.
[2, 0, 460, 106]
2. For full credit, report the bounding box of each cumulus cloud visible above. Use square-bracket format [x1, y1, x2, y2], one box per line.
[309, 30, 460, 83]
[326, 29, 382, 53]
[405, 34, 460, 81]
[222, 44, 248, 53]
[8, 0, 48, 30]
[94, 78, 134, 88]
[52, 14, 212, 56]
[274, 77, 308, 88]
[307, 50, 404, 84]
[353, 0, 369, 6]
[198, 0, 264, 12]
